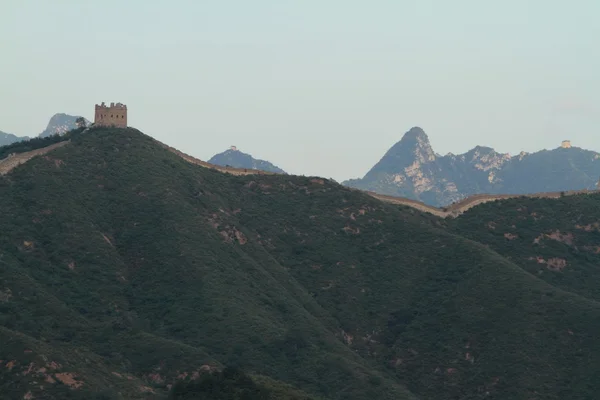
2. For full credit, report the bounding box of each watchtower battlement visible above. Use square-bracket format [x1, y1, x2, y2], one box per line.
[94, 102, 127, 128]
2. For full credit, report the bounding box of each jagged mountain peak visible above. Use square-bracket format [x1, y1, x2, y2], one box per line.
[402, 126, 428, 139]
[462, 145, 510, 167]
[39, 113, 89, 138]
[397, 127, 432, 152]
[344, 127, 600, 207]
[467, 145, 496, 154]
[365, 127, 436, 178]
[401, 126, 433, 151]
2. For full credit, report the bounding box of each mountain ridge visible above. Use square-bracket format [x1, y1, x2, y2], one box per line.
[0, 130, 30, 147]
[5, 133, 596, 220]
[0, 113, 89, 147]
[343, 127, 600, 206]
[208, 146, 287, 174]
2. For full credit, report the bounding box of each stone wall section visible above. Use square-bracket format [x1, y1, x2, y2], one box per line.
[158, 142, 277, 176]
[0, 141, 70, 176]
[162, 141, 597, 219]
[367, 189, 596, 218]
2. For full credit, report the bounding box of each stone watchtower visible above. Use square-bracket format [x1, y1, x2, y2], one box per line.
[94, 102, 127, 128]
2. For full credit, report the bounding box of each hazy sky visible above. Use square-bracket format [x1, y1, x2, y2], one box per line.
[1, 1, 599, 181]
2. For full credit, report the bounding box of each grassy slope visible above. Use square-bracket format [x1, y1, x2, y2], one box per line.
[1, 128, 600, 399]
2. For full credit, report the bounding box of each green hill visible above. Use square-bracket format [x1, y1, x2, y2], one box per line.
[2, 127, 600, 399]
[448, 194, 600, 303]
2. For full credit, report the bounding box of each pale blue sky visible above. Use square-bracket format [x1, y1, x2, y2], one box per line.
[1, 1, 598, 180]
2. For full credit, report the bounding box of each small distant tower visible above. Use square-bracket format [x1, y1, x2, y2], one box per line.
[230, 146, 238, 151]
[561, 140, 572, 149]
[94, 102, 127, 128]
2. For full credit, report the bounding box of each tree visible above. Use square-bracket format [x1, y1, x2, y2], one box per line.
[75, 117, 87, 128]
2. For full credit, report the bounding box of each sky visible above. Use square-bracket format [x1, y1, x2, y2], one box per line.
[1, 1, 599, 181]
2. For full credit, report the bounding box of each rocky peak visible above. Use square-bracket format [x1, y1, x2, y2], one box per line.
[365, 127, 436, 178]
[39, 113, 89, 138]
[401, 127, 436, 163]
[463, 146, 511, 171]
[344, 125, 600, 207]
[403, 126, 428, 140]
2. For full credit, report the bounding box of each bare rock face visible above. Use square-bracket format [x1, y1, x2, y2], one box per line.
[343, 127, 600, 207]
[38, 114, 90, 138]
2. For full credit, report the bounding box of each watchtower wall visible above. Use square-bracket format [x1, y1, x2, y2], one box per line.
[94, 102, 127, 128]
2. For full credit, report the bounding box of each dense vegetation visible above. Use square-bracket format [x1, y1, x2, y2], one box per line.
[448, 194, 600, 302]
[168, 367, 315, 400]
[2, 127, 600, 399]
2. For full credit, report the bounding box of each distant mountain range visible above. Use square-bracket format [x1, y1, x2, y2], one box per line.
[0, 131, 29, 147]
[6, 118, 600, 207]
[208, 146, 286, 174]
[343, 127, 600, 207]
[0, 113, 90, 146]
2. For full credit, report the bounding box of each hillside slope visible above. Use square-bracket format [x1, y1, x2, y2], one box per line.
[0, 128, 414, 400]
[2, 128, 600, 399]
[448, 194, 600, 303]
[344, 127, 600, 206]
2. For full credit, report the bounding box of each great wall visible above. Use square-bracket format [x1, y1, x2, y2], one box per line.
[0, 141, 70, 176]
[157, 141, 599, 218]
[1, 137, 597, 219]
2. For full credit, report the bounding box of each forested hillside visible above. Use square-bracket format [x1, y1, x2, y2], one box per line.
[1, 127, 600, 399]
[448, 194, 600, 302]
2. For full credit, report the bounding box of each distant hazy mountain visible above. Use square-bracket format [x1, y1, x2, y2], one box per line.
[0, 130, 29, 147]
[38, 113, 90, 138]
[343, 127, 600, 206]
[208, 146, 286, 174]
[1, 113, 90, 148]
